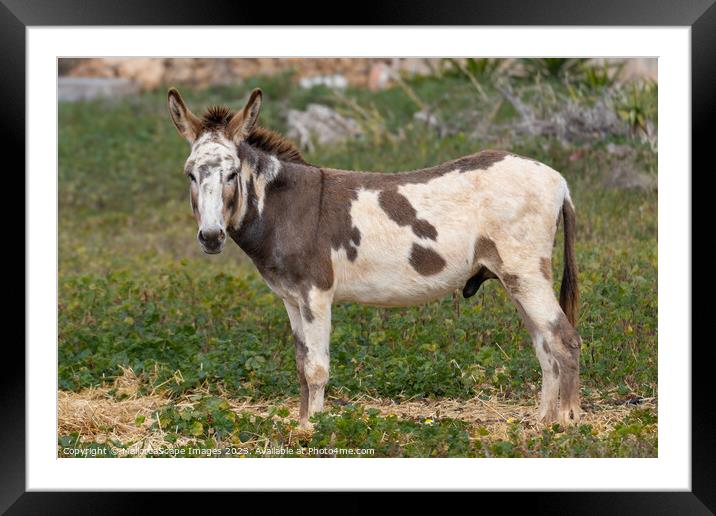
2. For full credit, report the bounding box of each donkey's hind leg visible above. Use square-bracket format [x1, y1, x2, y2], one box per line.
[502, 274, 582, 425]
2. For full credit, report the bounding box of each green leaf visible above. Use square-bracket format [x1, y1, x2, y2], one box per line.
[190, 421, 204, 436]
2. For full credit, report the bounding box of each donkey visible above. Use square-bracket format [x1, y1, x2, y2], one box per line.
[168, 87, 582, 429]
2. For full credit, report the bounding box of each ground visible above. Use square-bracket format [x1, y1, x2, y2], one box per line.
[58, 63, 658, 458]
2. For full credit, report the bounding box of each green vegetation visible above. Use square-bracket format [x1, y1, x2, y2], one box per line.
[58, 60, 657, 457]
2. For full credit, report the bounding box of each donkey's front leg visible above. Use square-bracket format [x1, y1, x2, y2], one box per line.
[299, 289, 333, 428]
[283, 300, 309, 427]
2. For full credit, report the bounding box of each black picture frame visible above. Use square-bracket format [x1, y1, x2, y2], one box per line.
[6, 0, 711, 512]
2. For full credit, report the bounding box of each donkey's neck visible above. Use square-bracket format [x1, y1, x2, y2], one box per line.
[228, 144, 278, 256]
[228, 144, 321, 270]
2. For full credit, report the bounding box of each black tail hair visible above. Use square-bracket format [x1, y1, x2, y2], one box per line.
[559, 199, 579, 326]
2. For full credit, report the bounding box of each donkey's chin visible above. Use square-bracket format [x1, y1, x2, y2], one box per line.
[200, 243, 224, 255]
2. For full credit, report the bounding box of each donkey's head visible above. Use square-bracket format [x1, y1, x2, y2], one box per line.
[167, 87, 263, 254]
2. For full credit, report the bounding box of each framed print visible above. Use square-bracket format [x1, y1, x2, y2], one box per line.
[7, 0, 713, 512]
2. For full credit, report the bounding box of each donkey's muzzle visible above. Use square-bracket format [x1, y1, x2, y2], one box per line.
[198, 227, 226, 254]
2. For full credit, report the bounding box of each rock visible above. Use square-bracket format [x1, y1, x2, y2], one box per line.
[502, 88, 628, 143]
[116, 58, 166, 91]
[66, 58, 117, 78]
[368, 62, 392, 91]
[397, 58, 434, 76]
[164, 58, 198, 84]
[603, 159, 657, 191]
[58, 77, 140, 102]
[619, 59, 658, 81]
[606, 143, 633, 158]
[299, 74, 348, 90]
[602, 144, 657, 191]
[286, 104, 361, 152]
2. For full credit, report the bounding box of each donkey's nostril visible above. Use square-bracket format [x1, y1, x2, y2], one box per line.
[218, 229, 225, 242]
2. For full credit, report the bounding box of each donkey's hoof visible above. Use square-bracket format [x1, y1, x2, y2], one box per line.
[537, 406, 559, 425]
[558, 406, 582, 426]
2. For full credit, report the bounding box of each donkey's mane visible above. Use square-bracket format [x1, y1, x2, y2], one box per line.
[200, 105, 307, 165]
[201, 105, 234, 130]
[245, 127, 307, 165]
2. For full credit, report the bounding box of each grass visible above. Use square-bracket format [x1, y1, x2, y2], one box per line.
[58, 65, 658, 457]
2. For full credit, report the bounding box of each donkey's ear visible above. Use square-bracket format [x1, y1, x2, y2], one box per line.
[168, 88, 202, 144]
[227, 88, 263, 143]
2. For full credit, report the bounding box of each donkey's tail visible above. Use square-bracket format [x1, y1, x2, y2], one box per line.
[559, 194, 579, 326]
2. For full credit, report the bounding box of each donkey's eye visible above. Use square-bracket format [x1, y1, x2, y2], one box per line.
[226, 172, 237, 182]
[188, 174, 196, 183]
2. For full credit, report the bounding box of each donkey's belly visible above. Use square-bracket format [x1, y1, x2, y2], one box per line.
[333, 271, 468, 307]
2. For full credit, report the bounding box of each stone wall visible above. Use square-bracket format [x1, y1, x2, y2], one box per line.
[61, 58, 428, 91]
[60, 57, 657, 92]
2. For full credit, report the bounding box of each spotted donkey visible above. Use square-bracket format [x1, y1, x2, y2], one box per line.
[168, 87, 582, 429]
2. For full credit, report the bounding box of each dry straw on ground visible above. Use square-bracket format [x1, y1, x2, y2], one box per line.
[57, 366, 169, 454]
[58, 367, 655, 456]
